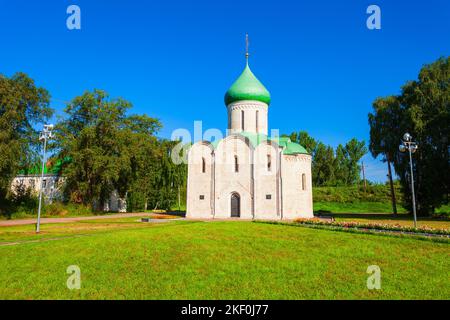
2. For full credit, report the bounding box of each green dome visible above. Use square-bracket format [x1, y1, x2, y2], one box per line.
[224, 63, 271, 106]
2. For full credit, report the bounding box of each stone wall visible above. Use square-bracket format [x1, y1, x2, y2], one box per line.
[186, 135, 314, 220]
[213, 135, 253, 218]
[227, 100, 268, 135]
[253, 141, 280, 219]
[281, 154, 314, 219]
[186, 142, 214, 218]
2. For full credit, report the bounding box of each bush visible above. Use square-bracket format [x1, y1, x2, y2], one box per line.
[44, 202, 92, 216]
[0, 185, 39, 219]
[44, 202, 69, 216]
[313, 185, 404, 203]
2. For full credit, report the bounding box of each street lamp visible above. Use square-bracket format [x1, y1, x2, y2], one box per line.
[36, 124, 54, 233]
[399, 132, 418, 228]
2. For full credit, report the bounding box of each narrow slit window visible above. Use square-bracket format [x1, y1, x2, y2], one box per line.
[202, 157, 206, 173]
[267, 154, 271, 172]
[241, 110, 245, 130]
[256, 110, 259, 132]
[302, 173, 306, 190]
[234, 155, 239, 173]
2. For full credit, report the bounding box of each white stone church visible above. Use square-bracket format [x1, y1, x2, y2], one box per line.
[186, 51, 313, 220]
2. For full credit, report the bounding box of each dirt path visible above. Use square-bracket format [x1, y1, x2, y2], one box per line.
[0, 213, 152, 227]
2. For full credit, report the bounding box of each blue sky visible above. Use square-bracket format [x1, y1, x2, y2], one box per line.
[0, 0, 449, 182]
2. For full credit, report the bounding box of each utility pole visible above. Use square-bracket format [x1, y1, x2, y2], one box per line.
[386, 153, 397, 215]
[361, 161, 367, 193]
[36, 124, 54, 233]
[399, 133, 418, 228]
[178, 185, 181, 211]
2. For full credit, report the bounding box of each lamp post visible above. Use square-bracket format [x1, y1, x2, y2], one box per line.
[36, 124, 54, 233]
[399, 133, 418, 228]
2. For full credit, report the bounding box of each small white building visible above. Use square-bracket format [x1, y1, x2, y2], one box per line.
[11, 174, 64, 202]
[186, 56, 313, 220]
[11, 162, 127, 212]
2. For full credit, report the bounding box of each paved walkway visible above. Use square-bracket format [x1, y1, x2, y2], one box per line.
[0, 212, 153, 227]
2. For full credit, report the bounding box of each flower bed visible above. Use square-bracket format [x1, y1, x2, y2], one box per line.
[293, 218, 450, 236]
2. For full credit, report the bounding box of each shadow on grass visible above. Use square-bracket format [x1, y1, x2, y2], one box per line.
[160, 210, 186, 218]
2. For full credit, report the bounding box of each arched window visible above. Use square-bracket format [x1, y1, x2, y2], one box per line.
[241, 110, 245, 130]
[302, 173, 306, 190]
[267, 154, 271, 172]
[234, 155, 239, 173]
[256, 110, 259, 132]
[202, 157, 206, 173]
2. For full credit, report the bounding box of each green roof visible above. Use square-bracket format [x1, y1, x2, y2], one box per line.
[18, 165, 48, 175]
[224, 63, 271, 106]
[17, 157, 71, 175]
[239, 131, 269, 148]
[270, 135, 309, 155]
[210, 132, 308, 155]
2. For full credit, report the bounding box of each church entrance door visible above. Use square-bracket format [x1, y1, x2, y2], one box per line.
[230, 193, 240, 217]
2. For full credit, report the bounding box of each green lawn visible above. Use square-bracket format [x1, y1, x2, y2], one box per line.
[1, 219, 449, 299]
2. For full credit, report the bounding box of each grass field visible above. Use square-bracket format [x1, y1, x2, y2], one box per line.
[1, 218, 449, 299]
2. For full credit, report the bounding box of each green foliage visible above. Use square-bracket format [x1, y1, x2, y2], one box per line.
[342, 139, 367, 185]
[313, 143, 336, 186]
[43, 202, 92, 217]
[2, 185, 39, 219]
[288, 131, 367, 187]
[54, 89, 163, 209]
[313, 184, 403, 203]
[51, 89, 187, 212]
[313, 201, 405, 214]
[126, 139, 187, 212]
[0, 73, 53, 213]
[369, 57, 450, 215]
[289, 131, 317, 154]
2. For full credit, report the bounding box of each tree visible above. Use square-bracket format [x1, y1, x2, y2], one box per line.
[55, 89, 162, 209]
[286, 131, 366, 187]
[125, 120, 163, 212]
[295, 131, 318, 156]
[151, 140, 187, 211]
[344, 138, 367, 185]
[334, 144, 349, 185]
[369, 57, 450, 215]
[312, 143, 335, 186]
[0, 73, 53, 211]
